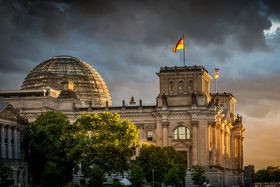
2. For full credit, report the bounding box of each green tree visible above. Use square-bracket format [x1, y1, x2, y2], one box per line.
[136, 145, 187, 185]
[130, 163, 144, 187]
[191, 165, 208, 186]
[25, 111, 76, 187]
[255, 166, 280, 183]
[0, 164, 14, 187]
[87, 165, 105, 187]
[72, 112, 138, 177]
[164, 166, 180, 186]
[255, 169, 270, 183]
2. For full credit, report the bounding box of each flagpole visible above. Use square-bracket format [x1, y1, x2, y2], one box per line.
[215, 78, 217, 93]
[183, 34, 185, 66]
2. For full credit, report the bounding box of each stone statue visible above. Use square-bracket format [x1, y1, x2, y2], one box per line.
[139, 99, 142, 106]
[162, 93, 168, 106]
[192, 93, 197, 105]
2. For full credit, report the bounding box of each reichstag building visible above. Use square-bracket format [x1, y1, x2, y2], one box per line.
[0, 55, 244, 186]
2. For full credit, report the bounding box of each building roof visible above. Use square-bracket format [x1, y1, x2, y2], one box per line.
[0, 101, 8, 111]
[20, 55, 112, 106]
[159, 65, 209, 73]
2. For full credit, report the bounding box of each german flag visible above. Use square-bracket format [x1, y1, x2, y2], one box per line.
[172, 36, 184, 53]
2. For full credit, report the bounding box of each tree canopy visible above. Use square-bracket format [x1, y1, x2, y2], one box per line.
[72, 112, 139, 176]
[255, 166, 280, 183]
[25, 111, 139, 186]
[25, 111, 76, 187]
[136, 145, 187, 185]
[129, 163, 144, 187]
[191, 164, 208, 186]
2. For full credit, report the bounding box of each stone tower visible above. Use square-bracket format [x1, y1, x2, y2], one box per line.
[156, 66, 212, 107]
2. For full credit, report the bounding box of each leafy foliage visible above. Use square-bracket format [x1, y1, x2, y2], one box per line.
[129, 163, 144, 187]
[136, 145, 187, 185]
[72, 112, 139, 176]
[191, 164, 208, 185]
[255, 166, 280, 183]
[0, 164, 14, 187]
[87, 165, 105, 187]
[164, 166, 180, 185]
[25, 111, 76, 187]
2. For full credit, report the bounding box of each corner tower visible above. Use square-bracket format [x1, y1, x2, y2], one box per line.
[156, 66, 212, 107]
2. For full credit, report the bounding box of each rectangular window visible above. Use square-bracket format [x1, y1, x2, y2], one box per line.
[147, 130, 153, 141]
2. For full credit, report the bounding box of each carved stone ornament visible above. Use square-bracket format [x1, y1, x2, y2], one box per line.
[0, 105, 18, 121]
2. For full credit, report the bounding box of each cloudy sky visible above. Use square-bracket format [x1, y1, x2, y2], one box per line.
[0, 0, 280, 169]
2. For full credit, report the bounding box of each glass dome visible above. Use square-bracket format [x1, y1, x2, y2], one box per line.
[21, 55, 112, 106]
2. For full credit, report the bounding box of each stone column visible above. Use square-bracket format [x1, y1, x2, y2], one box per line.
[162, 122, 169, 146]
[13, 128, 18, 159]
[191, 121, 199, 165]
[7, 127, 12, 159]
[216, 125, 221, 166]
[241, 137, 244, 169]
[238, 137, 242, 170]
[17, 131, 21, 159]
[211, 122, 217, 166]
[199, 120, 209, 166]
[156, 118, 163, 146]
[220, 129, 224, 167]
[230, 134, 234, 169]
[237, 136, 241, 170]
[1, 124, 6, 159]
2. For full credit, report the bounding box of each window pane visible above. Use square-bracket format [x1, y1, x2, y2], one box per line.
[178, 127, 185, 135]
[173, 129, 178, 139]
[147, 130, 153, 137]
[147, 130, 153, 141]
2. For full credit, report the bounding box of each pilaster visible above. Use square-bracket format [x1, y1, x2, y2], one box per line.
[7, 127, 12, 159]
[13, 127, 18, 159]
[191, 121, 199, 165]
[1, 124, 5, 159]
[156, 116, 163, 146]
[209, 121, 217, 166]
[162, 121, 169, 146]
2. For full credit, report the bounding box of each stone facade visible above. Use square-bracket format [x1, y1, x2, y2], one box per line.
[0, 65, 245, 186]
[0, 102, 28, 186]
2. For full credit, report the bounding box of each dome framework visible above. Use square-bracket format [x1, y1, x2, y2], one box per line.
[21, 55, 112, 106]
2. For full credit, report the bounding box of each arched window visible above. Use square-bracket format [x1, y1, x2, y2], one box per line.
[173, 126, 191, 140]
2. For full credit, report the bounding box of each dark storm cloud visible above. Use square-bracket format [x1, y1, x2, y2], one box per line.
[220, 75, 280, 118]
[0, 0, 278, 74]
[0, 0, 279, 79]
